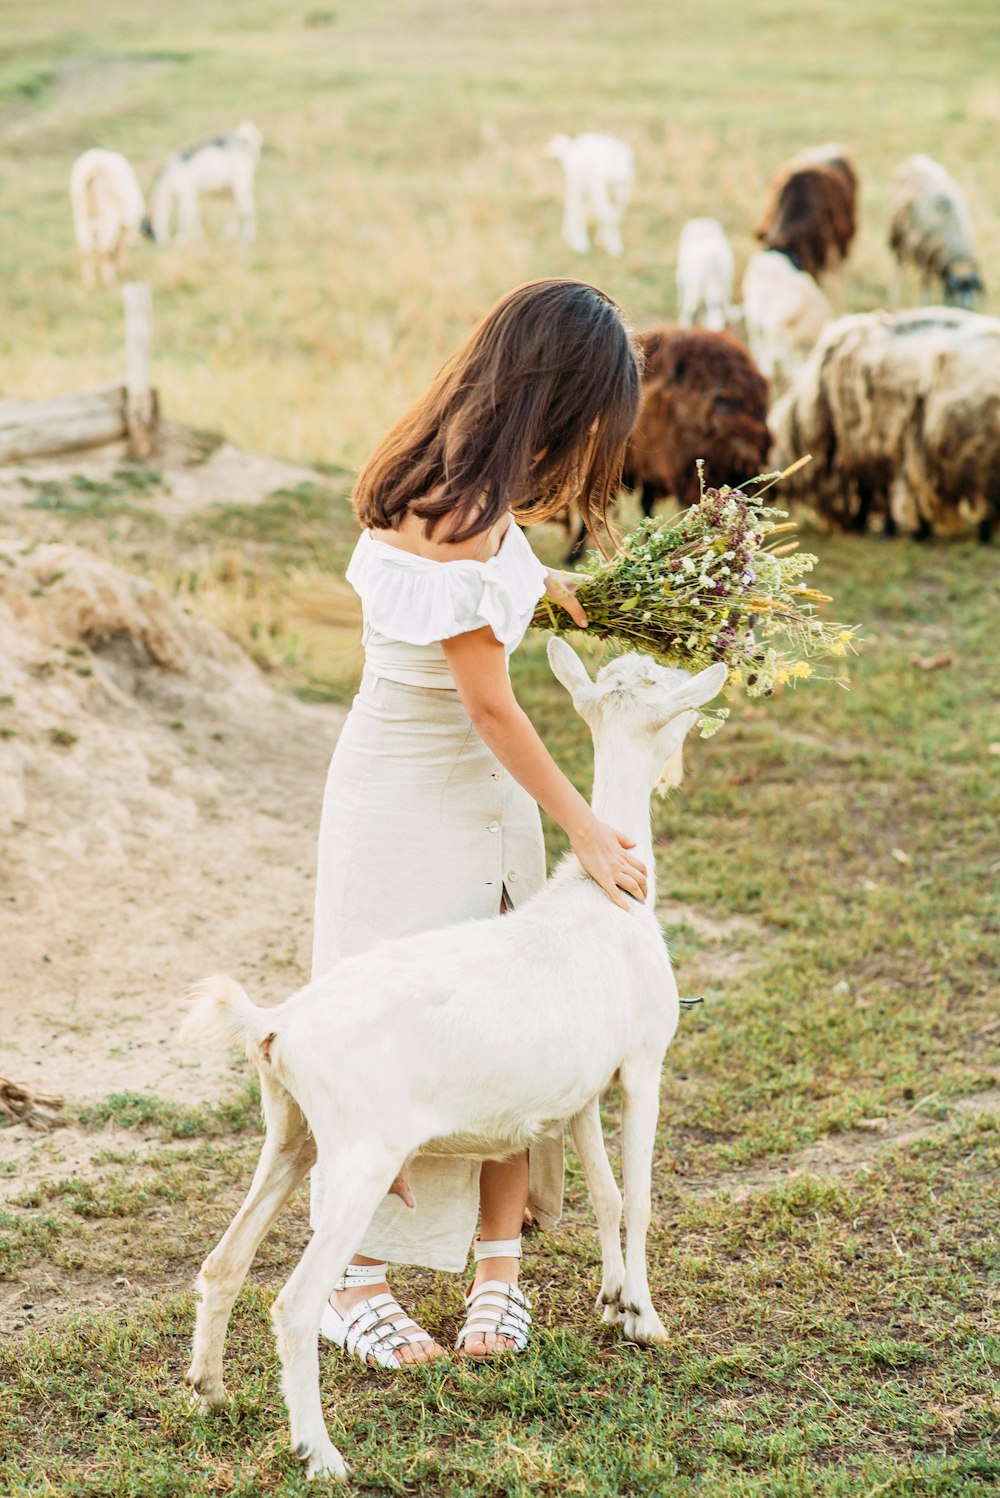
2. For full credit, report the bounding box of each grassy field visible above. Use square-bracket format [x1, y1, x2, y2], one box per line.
[2, 1, 999, 1494]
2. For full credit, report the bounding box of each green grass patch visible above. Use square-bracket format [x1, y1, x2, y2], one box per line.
[182, 477, 357, 567]
[1, 1119, 996, 1495]
[77, 1081, 262, 1141]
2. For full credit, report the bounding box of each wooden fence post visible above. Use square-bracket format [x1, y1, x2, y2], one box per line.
[122, 282, 156, 459]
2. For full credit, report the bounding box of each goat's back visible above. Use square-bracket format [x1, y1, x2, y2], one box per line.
[260, 878, 677, 1152]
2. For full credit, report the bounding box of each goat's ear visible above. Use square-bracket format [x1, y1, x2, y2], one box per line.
[547, 637, 595, 708]
[663, 662, 728, 718]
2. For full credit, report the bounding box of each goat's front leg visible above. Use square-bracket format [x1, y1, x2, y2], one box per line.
[569, 1096, 625, 1326]
[618, 1059, 668, 1345]
[272, 1152, 398, 1482]
[188, 1082, 315, 1411]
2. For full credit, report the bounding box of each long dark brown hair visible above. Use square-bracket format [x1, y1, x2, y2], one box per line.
[354, 279, 642, 543]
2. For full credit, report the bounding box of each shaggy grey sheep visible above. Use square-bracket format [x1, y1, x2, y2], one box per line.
[888, 155, 983, 308]
[770, 308, 1000, 542]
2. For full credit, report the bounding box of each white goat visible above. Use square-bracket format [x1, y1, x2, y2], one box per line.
[742, 247, 831, 389]
[180, 642, 726, 1482]
[69, 148, 146, 287]
[676, 217, 736, 331]
[143, 122, 262, 245]
[545, 132, 634, 255]
[888, 154, 983, 309]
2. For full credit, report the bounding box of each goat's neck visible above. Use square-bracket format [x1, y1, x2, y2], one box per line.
[589, 725, 657, 910]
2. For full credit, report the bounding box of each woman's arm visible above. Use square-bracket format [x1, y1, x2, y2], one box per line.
[441, 627, 646, 909]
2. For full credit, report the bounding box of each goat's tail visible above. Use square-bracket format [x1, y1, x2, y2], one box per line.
[179, 974, 271, 1062]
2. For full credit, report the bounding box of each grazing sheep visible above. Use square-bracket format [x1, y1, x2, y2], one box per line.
[888, 154, 983, 309]
[69, 149, 146, 287]
[742, 249, 832, 390]
[756, 143, 858, 279]
[769, 307, 1000, 541]
[180, 641, 726, 1481]
[545, 132, 634, 256]
[676, 218, 736, 331]
[565, 327, 770, 560]
[142, 122, 262, 245]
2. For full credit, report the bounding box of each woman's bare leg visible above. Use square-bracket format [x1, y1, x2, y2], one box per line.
[462, 1151, 530, 1356]
[328, 1253, 446, 1364]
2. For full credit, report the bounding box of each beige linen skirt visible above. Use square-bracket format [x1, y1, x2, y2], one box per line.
[310, 668, 563, 1272]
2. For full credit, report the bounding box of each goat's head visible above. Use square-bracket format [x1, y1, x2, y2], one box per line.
[548, 639, 727, 790]
[234, 121, 263, 154]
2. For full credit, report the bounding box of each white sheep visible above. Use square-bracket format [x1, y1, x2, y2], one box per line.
[742, 248, 832, 389]
[180, 642, 726, 1481]
[69, 149, 146, 287]
[676, 218, 735, 331]
[545, 132, 635, 256]
[143, 122, 262, 245]
[888, 154, 983, 309]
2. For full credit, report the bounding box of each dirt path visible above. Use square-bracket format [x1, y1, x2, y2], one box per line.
[0, 540, 343, 1114]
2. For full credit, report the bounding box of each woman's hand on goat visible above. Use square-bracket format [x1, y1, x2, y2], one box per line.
[570, 816, 648, 909]
[544, 569, 588, 628]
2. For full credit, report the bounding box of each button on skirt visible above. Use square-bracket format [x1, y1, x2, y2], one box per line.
[311, 669, 563, 1272]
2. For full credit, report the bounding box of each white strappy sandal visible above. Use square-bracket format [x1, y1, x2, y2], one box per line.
[319, 1262, 440, 1369]
[455, 1237, 532, 1356]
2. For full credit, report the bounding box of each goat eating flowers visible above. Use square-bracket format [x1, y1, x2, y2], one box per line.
[180, 641, 726, 1482]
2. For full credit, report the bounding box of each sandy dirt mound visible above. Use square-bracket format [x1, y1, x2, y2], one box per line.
[0, 541, 343, 1109]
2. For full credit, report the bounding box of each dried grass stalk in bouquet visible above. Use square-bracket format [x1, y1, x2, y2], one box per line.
[532, 460, 858, 736]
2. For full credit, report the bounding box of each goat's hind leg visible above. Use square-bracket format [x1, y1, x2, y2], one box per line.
[570, 1096, 626, 1326]
[618, 1059, 668, 1345]
[271, 1150, 399, 1481]
[187, 1074, 316, 1412]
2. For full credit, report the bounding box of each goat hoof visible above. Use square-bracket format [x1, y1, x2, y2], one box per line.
[186, 1374, 227, 1413]
[302, 1440, 349, 1481]
[623, 1308, 669, 1345]
[599, 1299, 625, 1327]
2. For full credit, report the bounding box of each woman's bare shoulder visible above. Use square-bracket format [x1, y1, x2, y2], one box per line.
[371, 512, 509, 563]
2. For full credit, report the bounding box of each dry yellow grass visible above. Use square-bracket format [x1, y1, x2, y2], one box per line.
[2, 0, 998, 470]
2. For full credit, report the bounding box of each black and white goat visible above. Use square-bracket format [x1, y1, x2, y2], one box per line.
[143, 122, 262, 245]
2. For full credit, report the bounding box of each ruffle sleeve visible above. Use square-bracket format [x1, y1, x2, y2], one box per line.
[346, 526, 548, 649]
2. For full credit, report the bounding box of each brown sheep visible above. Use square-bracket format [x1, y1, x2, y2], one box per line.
[565, 327, 771, 559]
[755, 144, 858, 280]
[769, 308, 1000, 542]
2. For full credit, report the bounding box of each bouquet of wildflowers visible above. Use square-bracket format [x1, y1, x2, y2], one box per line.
[532, 462, 858, 735]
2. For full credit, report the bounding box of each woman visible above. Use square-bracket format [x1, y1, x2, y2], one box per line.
[312, 278, 646, 1369]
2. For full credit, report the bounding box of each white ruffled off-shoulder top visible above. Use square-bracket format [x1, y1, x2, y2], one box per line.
[345, 521, 549, 689]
